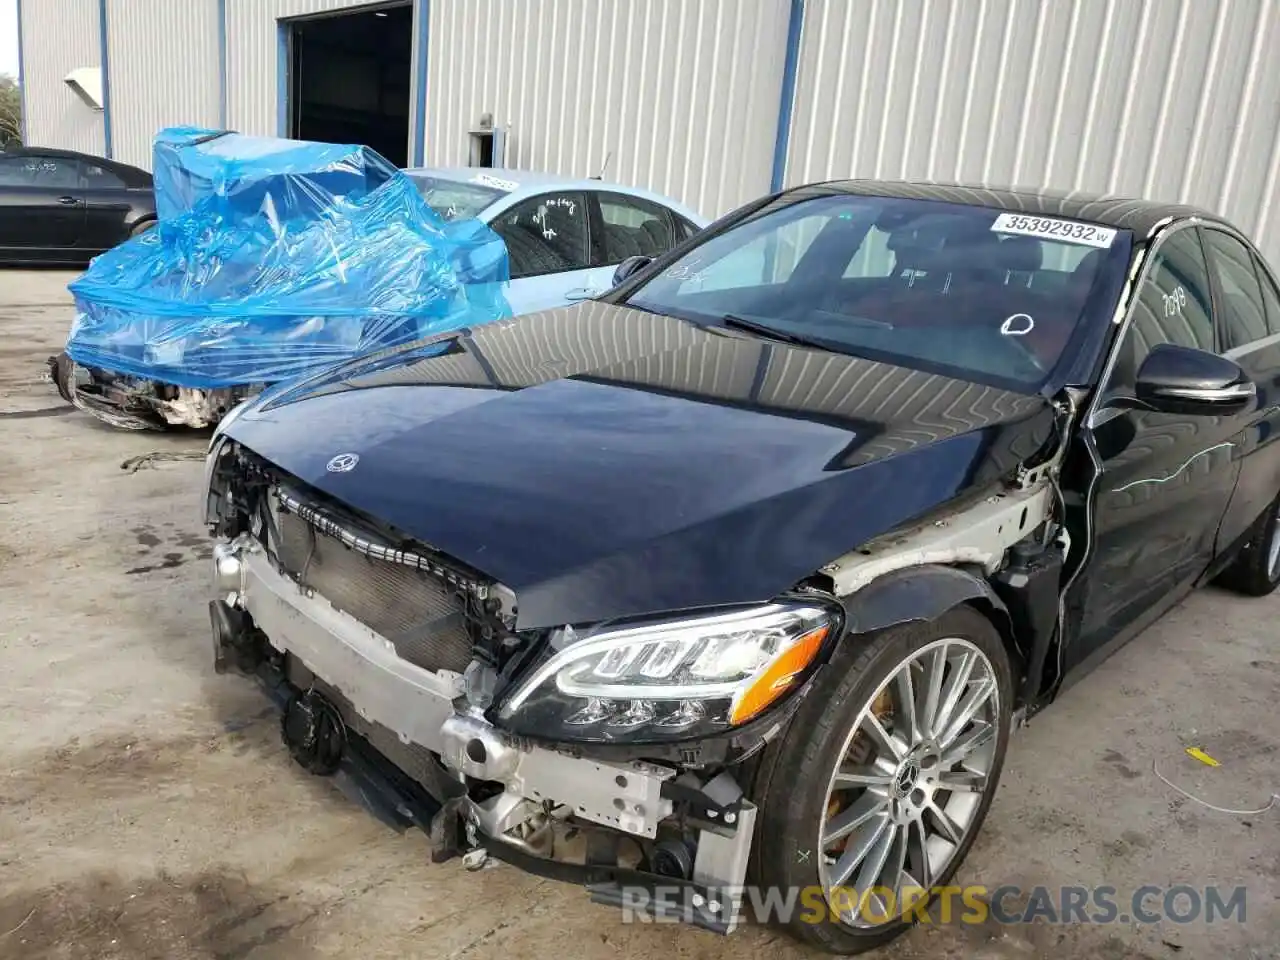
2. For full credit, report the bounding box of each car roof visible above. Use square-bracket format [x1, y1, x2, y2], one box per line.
[792, 179, 1230, 239]
[407, 166, 611, 192]
[405, 166, 708, 224]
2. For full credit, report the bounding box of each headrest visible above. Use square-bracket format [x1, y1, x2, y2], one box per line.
[1072, 248, 1103, 277]
[888, 219, 989, 273]
[887, 217, 988, 253]
[995, 235, 1043, 273]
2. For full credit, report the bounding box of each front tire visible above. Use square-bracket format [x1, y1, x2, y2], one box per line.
[754, 606, 1012, 954]
[1215, 493, 1280, 597]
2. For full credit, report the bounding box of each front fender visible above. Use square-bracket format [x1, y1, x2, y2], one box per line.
[839, 563, 1016, 657]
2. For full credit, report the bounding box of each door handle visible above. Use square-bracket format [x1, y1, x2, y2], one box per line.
[564, 288, 602, 302]
[57, 195, 81, 205]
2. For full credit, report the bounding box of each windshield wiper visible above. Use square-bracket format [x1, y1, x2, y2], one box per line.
[721, 313, 840, 353]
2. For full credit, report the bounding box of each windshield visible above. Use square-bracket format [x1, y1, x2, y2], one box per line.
[409, 176, 504, 222]
[623, 194, 1131, 390]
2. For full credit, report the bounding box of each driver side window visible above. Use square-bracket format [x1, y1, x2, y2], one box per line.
[1107, 229, 1215, 393]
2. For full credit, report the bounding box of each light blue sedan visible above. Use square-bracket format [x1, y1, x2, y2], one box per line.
[407, 168, 709, 315]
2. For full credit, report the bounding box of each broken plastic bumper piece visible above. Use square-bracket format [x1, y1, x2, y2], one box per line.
[209, 535, 759, 933]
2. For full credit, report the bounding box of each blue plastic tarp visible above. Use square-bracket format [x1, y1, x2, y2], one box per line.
[66, 126, 511, 389]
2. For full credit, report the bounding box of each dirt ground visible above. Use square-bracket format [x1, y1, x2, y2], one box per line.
[0, 268, 1276, 960]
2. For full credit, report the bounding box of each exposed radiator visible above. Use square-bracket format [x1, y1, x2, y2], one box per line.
[273, 501, 473, 675]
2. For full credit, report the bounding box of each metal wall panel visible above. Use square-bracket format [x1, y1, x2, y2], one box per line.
[425, 0, 790, 218]
[105, 0, 221, 168]
[224, 0, 384, 138]
[17, 0, 106, 154]
[785, 0, 1280, 265]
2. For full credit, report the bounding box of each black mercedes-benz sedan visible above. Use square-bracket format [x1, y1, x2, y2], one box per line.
[202, 180, 1280, 953]
[0, 147, 155, 265]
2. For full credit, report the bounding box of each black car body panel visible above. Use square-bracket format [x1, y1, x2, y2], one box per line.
[0, 147, 155, 265]
[603, 179, 1193, 392]
[225, 303, 1055, 629]
[204, 178, 1280, 943]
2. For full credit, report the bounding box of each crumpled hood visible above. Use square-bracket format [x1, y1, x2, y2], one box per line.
[225, 302, 1054, 628]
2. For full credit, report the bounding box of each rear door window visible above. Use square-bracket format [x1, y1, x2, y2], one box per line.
[81, 162, 126, 189]
[490, 192, 591, 279]
[1202, 229, 1269, 349]
[595, 192, 677, 264]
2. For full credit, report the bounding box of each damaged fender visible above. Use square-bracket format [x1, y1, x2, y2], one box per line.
[839, 563, 1014, 644]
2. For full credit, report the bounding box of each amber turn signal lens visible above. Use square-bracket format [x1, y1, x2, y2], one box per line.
[728, 624, 829, 725]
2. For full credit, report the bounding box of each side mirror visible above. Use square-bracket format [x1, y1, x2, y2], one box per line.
[612, 255, 653, 288]
[1134, 343, 1255, 416]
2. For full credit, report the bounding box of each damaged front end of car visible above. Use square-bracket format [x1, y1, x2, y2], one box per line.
[202, 393, 1073, 934]
[203, 438, 847, 932]
[54, 127, 512, 432]
[50, 351, 257, 430]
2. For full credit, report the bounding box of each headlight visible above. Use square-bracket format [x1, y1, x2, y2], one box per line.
[497, 602, 835, 742]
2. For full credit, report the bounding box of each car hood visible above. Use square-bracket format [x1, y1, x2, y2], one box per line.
[225, 302, 1055, 629]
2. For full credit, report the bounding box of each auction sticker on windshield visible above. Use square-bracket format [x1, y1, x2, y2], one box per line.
[991, 212, 1117, 248]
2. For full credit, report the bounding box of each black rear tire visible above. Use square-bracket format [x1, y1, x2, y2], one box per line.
[130, 218, 157, 237]
[1215, 494, 1280, 597]
[753, 605, 1012, 955]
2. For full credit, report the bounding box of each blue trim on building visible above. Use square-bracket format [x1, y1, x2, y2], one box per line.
[217, 0, 228, 128]
[276, 22, 289, 137]
[15, 0, 27, 143]
[412, 0, 430, 166]
[97, 0, 113, 156]
[769, 0, 804, 192]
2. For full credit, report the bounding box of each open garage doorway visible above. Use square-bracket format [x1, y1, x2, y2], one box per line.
[286, 3, 413, 167]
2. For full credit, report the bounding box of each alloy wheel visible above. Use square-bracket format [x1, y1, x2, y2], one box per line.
[1268, 514, 1280, 581]
[816, 637, 1000, 927]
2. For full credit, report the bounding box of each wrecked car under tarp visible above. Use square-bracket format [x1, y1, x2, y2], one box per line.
[52, 126, 511, 429]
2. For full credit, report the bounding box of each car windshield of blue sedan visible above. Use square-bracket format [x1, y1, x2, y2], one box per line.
[409, 176, 504, 221]
[624, 194, 1129, 389]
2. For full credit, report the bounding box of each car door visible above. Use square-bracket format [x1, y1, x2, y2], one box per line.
[0, 153, 86, 252]
[1201, 227, 1280, 551]
[486, 191, 597, 314]
[78, 159, 137, 252]
[589, 191, 687, 292]
[1067, 225, 1247, 668]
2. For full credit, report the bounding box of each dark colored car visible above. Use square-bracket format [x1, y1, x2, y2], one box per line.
[0, 147, 156, 265]
[202, 180, 1280, 953]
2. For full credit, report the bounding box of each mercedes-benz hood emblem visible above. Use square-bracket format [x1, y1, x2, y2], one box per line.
[325, 453, 360, 473]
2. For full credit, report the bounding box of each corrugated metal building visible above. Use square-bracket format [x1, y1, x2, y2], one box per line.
[15, 0, 1280, 260]
[16, 0, 106, 156]
[782, 0, 1280, 263]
